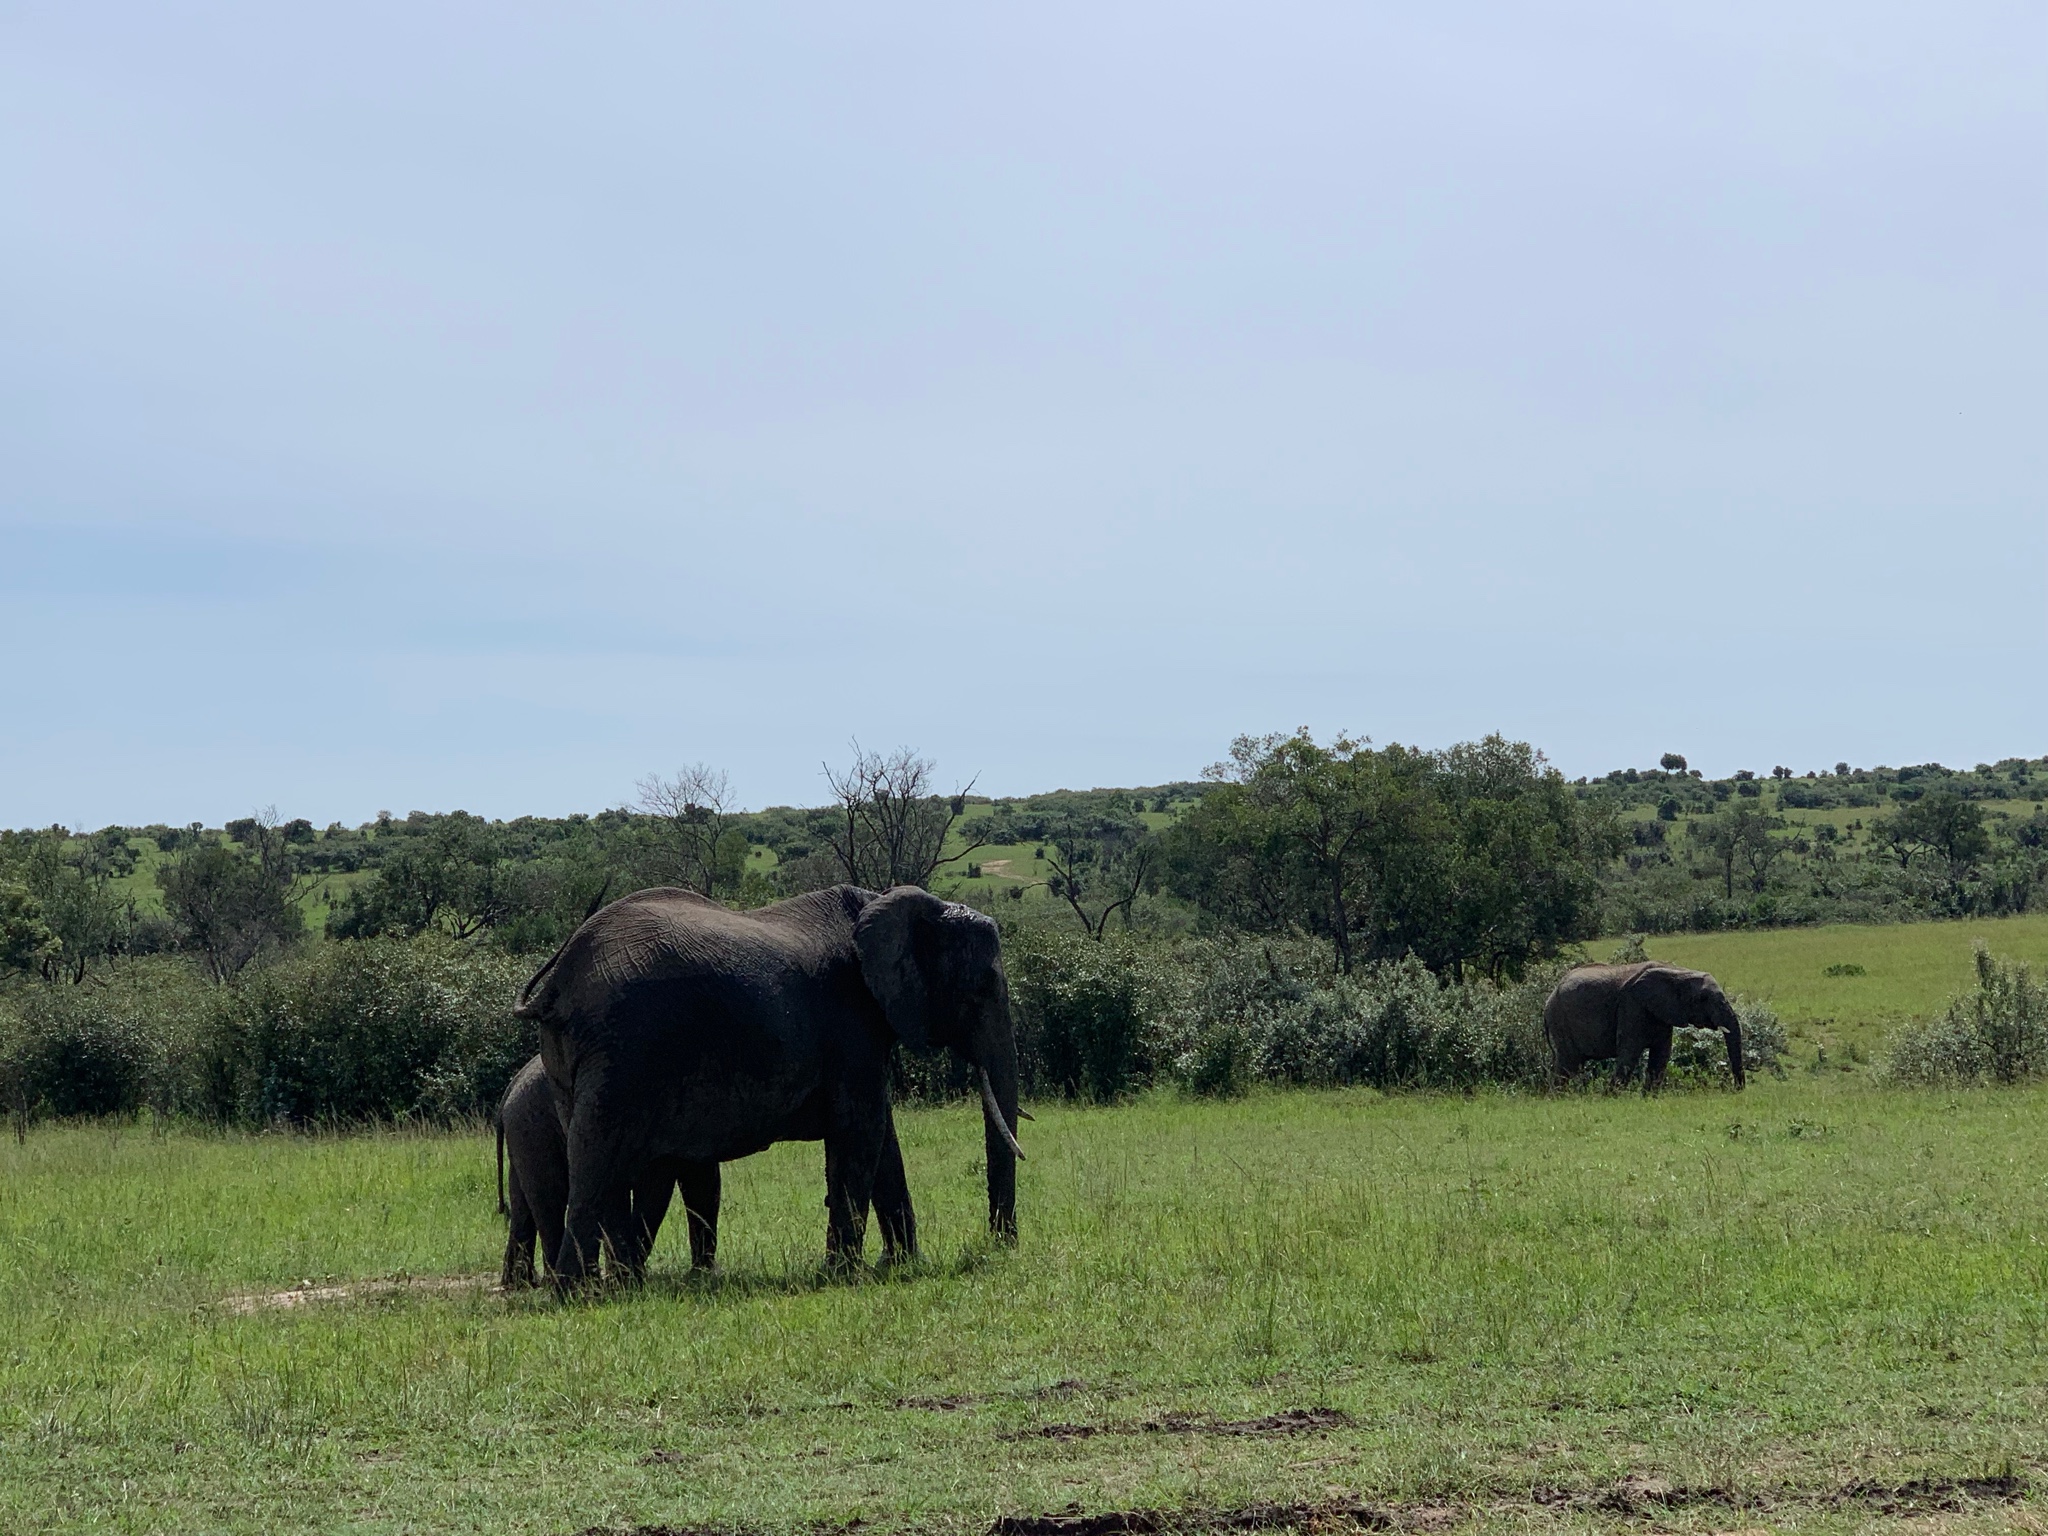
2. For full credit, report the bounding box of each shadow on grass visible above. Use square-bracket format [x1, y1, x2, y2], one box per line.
[499, 1241, 1014, 1311]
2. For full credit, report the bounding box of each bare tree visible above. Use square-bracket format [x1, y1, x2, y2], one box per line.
[1043, 810, 1157, 940]
[822, 744, 984, 890]
[636, 764, 738, 896]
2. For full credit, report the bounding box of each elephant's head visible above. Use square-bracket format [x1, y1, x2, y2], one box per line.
[1644, 966, 1745, 1089]
[855, 886, 1022, 1238]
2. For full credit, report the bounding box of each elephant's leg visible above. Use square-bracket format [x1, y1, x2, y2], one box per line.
[620, 1163, 678, 1280]
[1644, 1030, 1673, 1094]
[598, 1181, 642, 1284]
[675, 1161, 721, 1270]
[871, 1116, 917, 1261]
[559, 1077, 634, 1291]
[502, 1174, 539, 1288]
[535, 1192, 567, 1281]
[822, 1120, 887, 1265]
[1609, 1004, 1647, 1091]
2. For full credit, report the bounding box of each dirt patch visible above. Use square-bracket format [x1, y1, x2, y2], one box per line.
[986, 1476, 2033, 1536]
[1524, 1470, 2030, 1517]
[1828, 1473, 2029, 1515]
[897, 1380, 1087, 1412]
[219, 1274, 491, 1314]
[990, 1501, 1395, 1536]
[1001, 1408, 1351, 1443]
[567, 1473, 2034, 1536]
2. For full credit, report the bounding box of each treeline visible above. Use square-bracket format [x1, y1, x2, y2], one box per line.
[6, 742, 2047, 999]
[1586, 755, 2048, 932]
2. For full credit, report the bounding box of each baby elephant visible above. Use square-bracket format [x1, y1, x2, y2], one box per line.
[497, 1055, 720, 1287]
[1543, 962, 1745, 1092]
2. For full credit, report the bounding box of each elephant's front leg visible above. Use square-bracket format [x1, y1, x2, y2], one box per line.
[822, 1121, 887, 1266]
[1643, 1031, 1673, 1094]
[676, 1161, 721, 1270]
[871, 1115, 917, 1261]
[1609, 1013, 1646, 1092]
[620, 1167, 676, 1282]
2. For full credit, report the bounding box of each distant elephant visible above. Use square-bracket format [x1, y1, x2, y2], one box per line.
[513, 884, 1023, 1286]
[1543, 962, 1746, 1091]
[496, 1055, 720, 1286]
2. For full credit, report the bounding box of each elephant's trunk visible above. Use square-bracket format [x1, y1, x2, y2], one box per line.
[978, 1032, 1021, 1242]
[1725, 1015, 1746, 1090]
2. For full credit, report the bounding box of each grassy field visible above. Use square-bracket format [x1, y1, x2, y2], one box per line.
[1635, 912, 2048, 1067]
[3, 1081, 2045, 1534]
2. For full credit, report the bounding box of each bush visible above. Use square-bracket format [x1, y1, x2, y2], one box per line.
[1886, 944, 2048, 1086]
[1669, 995, 1787, 1084]
[1150, 940, 1557, 1096]
[0, 988, 157, 1119]
[1005, 930, 1159, 1101]
[197, 937, 532, 1125]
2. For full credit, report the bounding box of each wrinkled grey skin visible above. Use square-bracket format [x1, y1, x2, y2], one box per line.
[515, 884, 1020, 1286]
[497, 1055, 720, 1286]
[1543, 962, 1746, 1092]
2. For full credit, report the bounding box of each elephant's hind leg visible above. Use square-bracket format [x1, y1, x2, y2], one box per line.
[503, 1178, 540, 1289]
[559, 1074, 636, 1291]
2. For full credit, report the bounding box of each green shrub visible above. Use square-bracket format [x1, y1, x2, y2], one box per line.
[1005, 930, 1159, 1101]
[1670, 995, 1787, 1084]
[198, 937, 532, 1125]
[0, 987, 158, 1119]
[1151, 940, 1556, 1095]
[1886, 944, 2048, 1086]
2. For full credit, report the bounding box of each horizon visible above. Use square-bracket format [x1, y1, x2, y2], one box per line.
[20, 741, 2046, 835]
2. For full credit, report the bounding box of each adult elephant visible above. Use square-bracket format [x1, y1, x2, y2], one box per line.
[496, 1055, 721, 1286]
[514, 884, 1023, 1285]
[1543, 962, 1746, 1092]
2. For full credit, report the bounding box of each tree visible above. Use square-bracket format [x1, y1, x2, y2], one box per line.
[1660, 753, 1687, 772]
[1166, 731, 1603, 977]
[1423, 736, 1609, 980]
[821, 745, 982, 890]
[1872, 792, 1991, 906]
[1042, 808, 1158, 940]
[0, 886, 56, 974]
[17, 832, 126, 983]
[637, 764, 746, 897]
[159, 812, 305, 980]
[1168, 731, 1423, 972]
[329, 812, 519, 941]
[1692, 804, 1786, 898]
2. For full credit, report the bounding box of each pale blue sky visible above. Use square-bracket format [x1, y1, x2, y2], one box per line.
[3, 3, 2042, 827]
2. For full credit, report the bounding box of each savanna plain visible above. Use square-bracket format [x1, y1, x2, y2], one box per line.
[4, 1067, 2046, 1534]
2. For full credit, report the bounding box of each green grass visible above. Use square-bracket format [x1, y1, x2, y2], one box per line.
[4, 1081, 2045, 1533]
[1635, 911, 2048, 1065]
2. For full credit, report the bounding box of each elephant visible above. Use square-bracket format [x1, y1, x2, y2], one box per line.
[513, 883, 1023, 1286]
[1543, 962, 1745, 1092]
[496, 1054, 720, 1286]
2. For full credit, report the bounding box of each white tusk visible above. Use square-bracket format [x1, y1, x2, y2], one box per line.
[1015, 1107, 1035, 1122]
[978, 1068, 1026, 1162]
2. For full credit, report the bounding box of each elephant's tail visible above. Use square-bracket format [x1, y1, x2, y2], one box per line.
[496, 1116, 507, 1217]
[513, 881, 612, 1020]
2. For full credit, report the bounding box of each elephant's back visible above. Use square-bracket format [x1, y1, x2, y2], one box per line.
[516, 885, 864, 1024]
[1546, 962, 1656, 1020]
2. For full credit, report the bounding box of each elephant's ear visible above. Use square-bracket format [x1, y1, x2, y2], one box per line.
[854, 886, 948, 1048]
